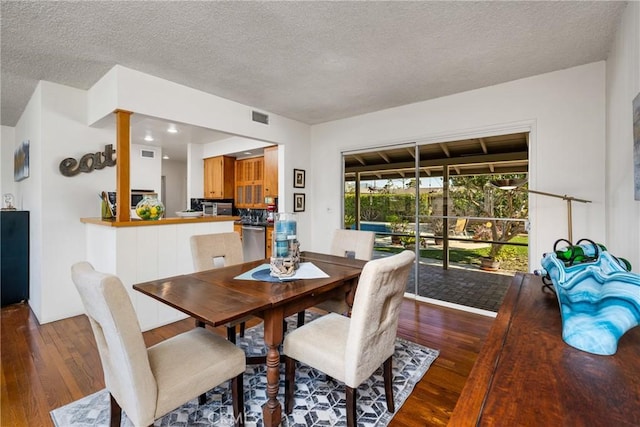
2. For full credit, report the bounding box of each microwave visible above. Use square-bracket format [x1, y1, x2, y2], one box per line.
[202, 202, 232, 216]
[131, 190, 157, 208]
[107, 190, 156, 210]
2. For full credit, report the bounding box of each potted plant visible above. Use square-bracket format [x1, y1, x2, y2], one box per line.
[473, 222, 503, 270]
[432, 219, 444, 245]
[387, 214, 405, 245]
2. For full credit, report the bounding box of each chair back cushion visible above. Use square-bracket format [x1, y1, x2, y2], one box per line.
[190, 232, 243, 272]
[344, 250, 415, 386]
[330, 229, 375, 261]
[71, 262, 157, 425]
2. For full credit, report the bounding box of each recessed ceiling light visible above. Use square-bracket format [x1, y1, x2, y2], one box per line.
[144, 133, 154, 142]
[162, 155, 170, 160]
[167, 124, 178, 133]
[243, 151, 252, 155]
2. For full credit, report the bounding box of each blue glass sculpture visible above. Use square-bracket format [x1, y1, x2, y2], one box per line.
[538, 248, 640, 355]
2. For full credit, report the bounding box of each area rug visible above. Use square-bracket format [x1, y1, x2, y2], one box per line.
[51, 313, 439, 427]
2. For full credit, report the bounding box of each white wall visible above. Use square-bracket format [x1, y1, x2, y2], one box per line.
[309, 62, 607, 271]
[162, 158, 188, 214]
[9, 82, 116, 323]
[605, 1, 640, 271]
[130, 143, 162, 195]
[1, 125, 16, 204]
[202, 136, 271, 158]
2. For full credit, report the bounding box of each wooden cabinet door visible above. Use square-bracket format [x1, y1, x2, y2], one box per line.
[264, 145, 278, 198]
[203, 157, 218, 198]
[235, 157, 266, 208]
[234, 223, 243, 241]
[204, 156, 235, 198]
[265, 226, 273, 258]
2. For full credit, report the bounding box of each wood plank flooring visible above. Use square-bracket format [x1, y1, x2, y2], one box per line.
[1, 299, 493, 426]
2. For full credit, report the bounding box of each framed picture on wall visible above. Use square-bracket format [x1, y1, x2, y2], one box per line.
[14, 140, 29, 182]
[293, 193, 305, 212]
[294, 169, 305, 188]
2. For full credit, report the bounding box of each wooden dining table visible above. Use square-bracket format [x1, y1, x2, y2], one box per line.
[133, 251, 366, 427]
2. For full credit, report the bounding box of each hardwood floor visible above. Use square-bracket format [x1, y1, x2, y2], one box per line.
[1, 299, 493, 426]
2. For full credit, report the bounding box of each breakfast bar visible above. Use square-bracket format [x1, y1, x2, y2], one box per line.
[81, 215, 239, 330]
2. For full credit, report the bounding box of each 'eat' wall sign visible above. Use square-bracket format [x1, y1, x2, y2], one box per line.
[59, 144, 116, 177]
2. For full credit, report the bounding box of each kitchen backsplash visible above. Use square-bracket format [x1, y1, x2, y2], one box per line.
[238, 208, 266, 223]
[189, 198, 265, 221]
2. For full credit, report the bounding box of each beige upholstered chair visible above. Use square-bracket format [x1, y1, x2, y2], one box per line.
[190, 232, 252, 342]
[297, 229, 376, 327]
[71, 262, 246, 427]
[190, 232, 244, 271]
[283, 250, 414, 427]
[329, 228, 376, 261]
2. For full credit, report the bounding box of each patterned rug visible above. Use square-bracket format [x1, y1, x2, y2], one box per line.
[51, 313, 439, 427]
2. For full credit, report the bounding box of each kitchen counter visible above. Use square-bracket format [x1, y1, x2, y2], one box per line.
[233, 221, 273, 227]
[234, 220, 273, 227]
[82, 215, 240, 227]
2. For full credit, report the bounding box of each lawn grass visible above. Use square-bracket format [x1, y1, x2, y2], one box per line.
[376, 234, 529, 272]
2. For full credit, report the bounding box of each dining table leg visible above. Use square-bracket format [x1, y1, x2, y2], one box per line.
[262, 306, 284, 427]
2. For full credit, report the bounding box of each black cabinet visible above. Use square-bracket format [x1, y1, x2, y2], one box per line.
[1, 211, 29, 306]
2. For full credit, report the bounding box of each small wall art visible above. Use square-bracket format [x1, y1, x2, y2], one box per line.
[14, 140, 29, 182]
[294, 169, 305, 188]
[293, 193, 305, 212]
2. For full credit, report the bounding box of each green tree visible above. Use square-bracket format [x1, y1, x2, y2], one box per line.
[450, 174, 528, 259]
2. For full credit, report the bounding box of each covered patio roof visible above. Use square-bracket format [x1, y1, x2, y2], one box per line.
[344, 132, 529, 181]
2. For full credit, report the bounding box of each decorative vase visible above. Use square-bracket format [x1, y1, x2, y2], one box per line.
[270, 213, 300, 278]
[538, 249, 640, 355]
[135, 194, 164, 220]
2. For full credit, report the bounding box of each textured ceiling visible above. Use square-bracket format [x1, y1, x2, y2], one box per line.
[0, 1, 627, 128]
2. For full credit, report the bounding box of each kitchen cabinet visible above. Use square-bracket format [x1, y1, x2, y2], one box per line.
[266, 226, 273, 258]
[234, 223, 243, 240]
[263, 145, 278, 199]
[204, 156, 235, 199]
[235, 157, 264, 208]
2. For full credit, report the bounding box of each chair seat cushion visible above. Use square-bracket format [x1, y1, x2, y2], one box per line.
[148, 327, 246, 418]
[283, 313, 350, 384]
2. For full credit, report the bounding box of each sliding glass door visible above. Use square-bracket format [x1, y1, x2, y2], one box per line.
[342, 132, 530, 307]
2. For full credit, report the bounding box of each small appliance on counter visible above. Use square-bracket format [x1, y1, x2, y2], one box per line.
[201, 202, 233, 216]
[266, 204, 277, 223]
[190, 198, 234, 215]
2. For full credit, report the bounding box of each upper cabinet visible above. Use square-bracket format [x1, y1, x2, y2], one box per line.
[204, 155, 235, 199]
[234, 145, 278, 208]
[263, 145, 278, 199]
[235, 157, 264, 208]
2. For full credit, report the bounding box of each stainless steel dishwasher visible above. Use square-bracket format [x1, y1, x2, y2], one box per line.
[242, 225, 266, 262]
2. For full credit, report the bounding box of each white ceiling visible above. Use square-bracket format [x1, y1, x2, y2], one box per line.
[1, 1, 627, 153]
[128, 115, 233, 162]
